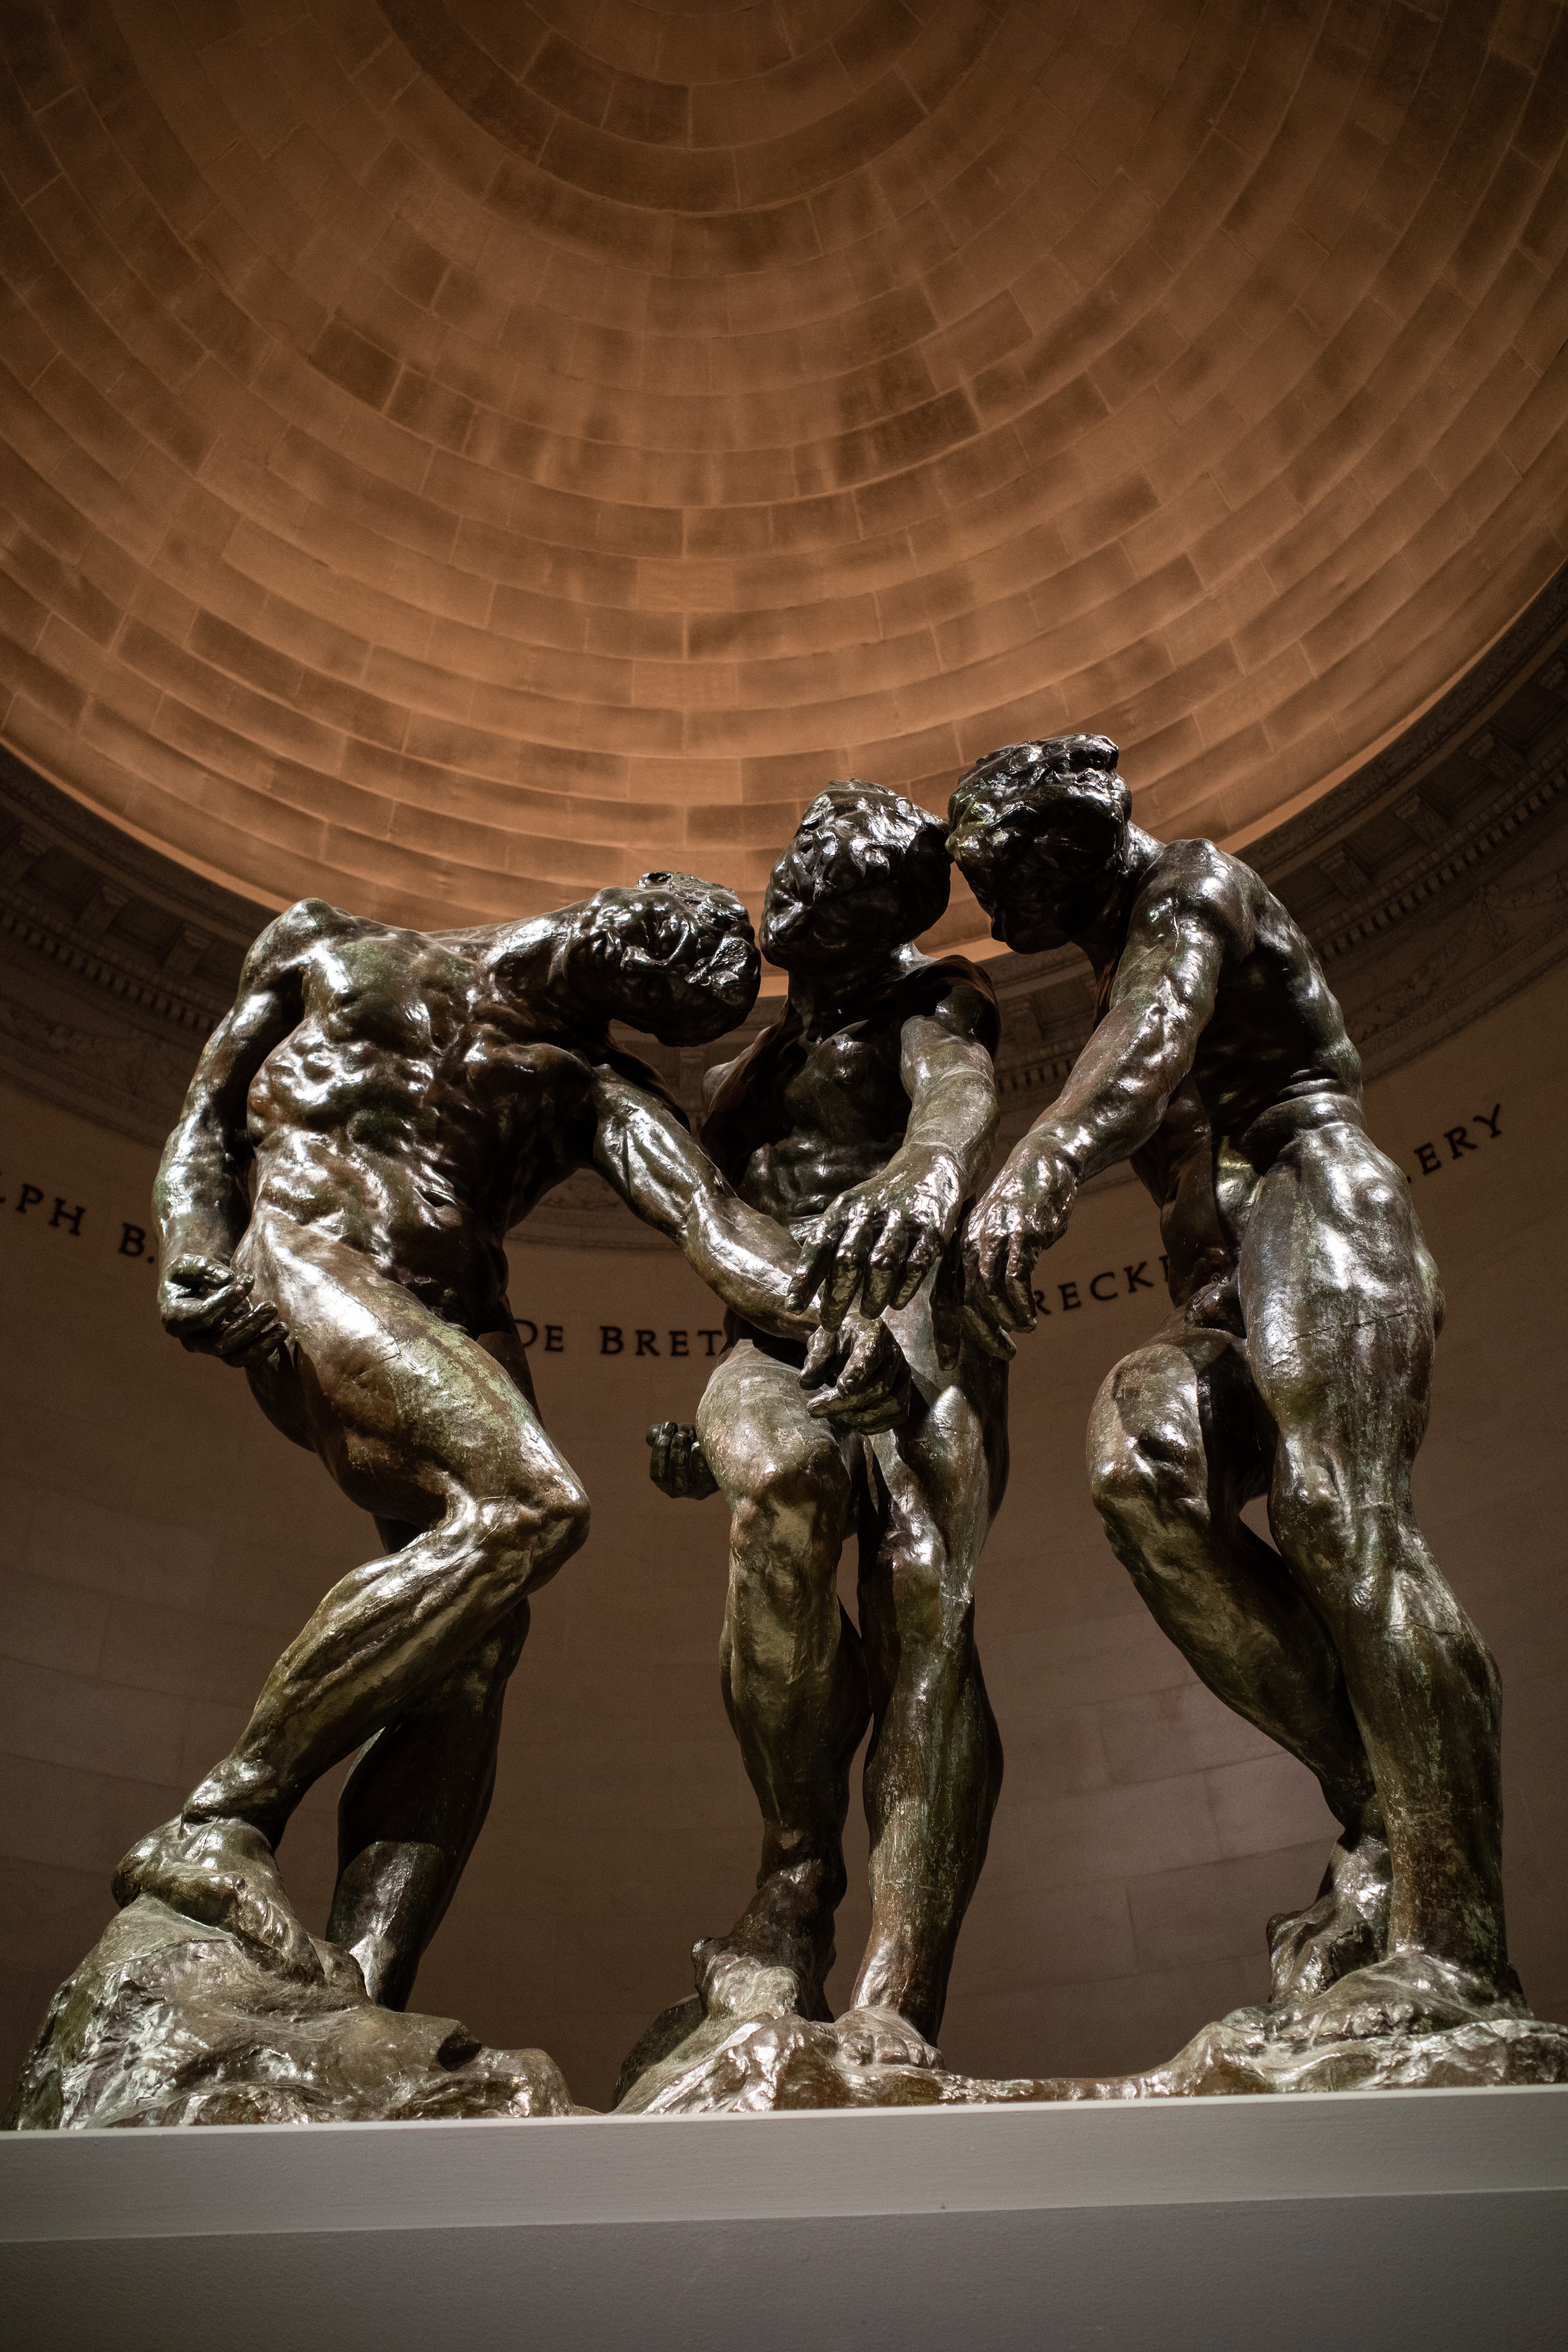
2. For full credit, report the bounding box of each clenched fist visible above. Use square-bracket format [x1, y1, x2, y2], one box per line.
[646, 1421, 719, 1500]
[159, 1252, 288, 1369]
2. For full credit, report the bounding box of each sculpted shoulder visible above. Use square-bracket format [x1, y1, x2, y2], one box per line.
[460, 1019, 602, 1136]
[239, 897, 374, 990]
[1133, 838, 1259, 961]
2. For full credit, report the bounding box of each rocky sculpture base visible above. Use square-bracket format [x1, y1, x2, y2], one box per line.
[5, 1897, 577, 2130]
[11, 1902, 1567, 2131]
[615, 1963, 1568, 2116]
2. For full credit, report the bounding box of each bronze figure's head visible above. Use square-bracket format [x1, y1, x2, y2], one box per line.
[563, 871, 761, 1043]
[947, 735, 1132, 953]
[760, 781, 951, 975]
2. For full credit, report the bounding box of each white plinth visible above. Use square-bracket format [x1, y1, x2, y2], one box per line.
[5, 2086, 1566, 2351]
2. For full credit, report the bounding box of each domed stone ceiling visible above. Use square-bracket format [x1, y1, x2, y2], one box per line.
[2, 0, 1566, 967]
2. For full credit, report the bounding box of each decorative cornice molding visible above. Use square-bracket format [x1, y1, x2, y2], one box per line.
[0, 984, 196, 1140]
[1, 897, 221, 1033]
[984, 573, 1568, 1122]
[5, 568, 1568, 1239]
[1256, 567, 1568, 880]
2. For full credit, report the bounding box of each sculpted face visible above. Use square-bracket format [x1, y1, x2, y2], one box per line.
[947, 736, 1131, 954]
[576, 872, 761, 1044]
[760, 782, 950, 976]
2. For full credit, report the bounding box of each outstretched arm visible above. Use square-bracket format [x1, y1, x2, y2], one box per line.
[590, 1071, 908, 1427]
[791, 985, 1000, 1324]
[1033, 890, 1231, 1178]
[966, 873, 1242, 1342]
[155, 904, 318, 1365]
[590, 1069, 808, 1337]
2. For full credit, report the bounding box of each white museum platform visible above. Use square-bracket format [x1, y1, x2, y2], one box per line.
[4, 2085, 1566, 2350]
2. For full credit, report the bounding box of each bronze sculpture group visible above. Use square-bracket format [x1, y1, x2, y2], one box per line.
[116, 868, 903, 2013]
[11, 735, 1561, 2128]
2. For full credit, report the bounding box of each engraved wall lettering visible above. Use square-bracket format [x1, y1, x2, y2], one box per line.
[1413, 1105, 1504, 1174]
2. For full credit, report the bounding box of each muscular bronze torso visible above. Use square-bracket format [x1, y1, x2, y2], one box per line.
[238, 906, 673, 1333]
[949, 734, 1523, 2051]
[1108, 844, 1363, 1312]
[735, 1027, 915, 1230]
[704, 951, 999, 1245]
[115, 866, 921, 2019]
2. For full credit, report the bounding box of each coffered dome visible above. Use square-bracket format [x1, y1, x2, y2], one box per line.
[2, 0, 1565, 962]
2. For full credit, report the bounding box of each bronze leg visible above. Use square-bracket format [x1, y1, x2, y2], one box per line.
[1089, 1320, 1394, 1999]
[116, 1212, 588, 1983]
[189, 1214, 586, 1829]
[851, 1345, 1005, 2044]
[1242, 1125, 1510, 1994]
[1088, 1325, 1378, 1833]
[695, 1343, 869, 2018]
[325, 1325, 545, 2005]
[326, 1524, 531, 2008]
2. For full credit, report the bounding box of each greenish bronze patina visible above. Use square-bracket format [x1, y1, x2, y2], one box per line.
[112, 873, 904, 2012]
[11, 755, 1564, 2131]
[946, 733, 1524, 2047]
[643, 783, 1008, 2076]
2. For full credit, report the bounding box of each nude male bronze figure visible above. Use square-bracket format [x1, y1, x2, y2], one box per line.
[948, 734, 1523, 2039]
[117, 873, 904, 2011]
[646, 785, 1007, 2065]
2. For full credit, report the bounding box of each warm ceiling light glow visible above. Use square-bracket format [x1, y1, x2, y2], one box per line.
[2, 1, 1564, 969]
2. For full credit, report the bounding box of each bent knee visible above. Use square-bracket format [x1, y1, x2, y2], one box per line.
[728, 1455, 849, 1607]
[535, 1475, 590, 1578]
[1269, 1458, 1417, 1626]
[726, 1437, 849, 1537]
[468, 1476, 590, 1592]
[1268, 1454, 1356, 1570]
[730, 1481, 842, 1579]
[882, 1531, 967, 1642]
[1089, 1397, 1205, 1534]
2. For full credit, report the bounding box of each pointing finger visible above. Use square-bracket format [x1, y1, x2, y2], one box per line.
[974, 1218, 1010, 1304]
[799, 1319, 845, 1392]
[998, 1225, 1037, 1330]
